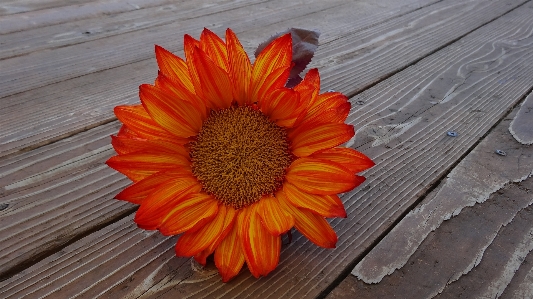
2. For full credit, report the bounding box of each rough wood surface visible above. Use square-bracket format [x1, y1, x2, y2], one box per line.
[2, 1, 533, 297]
[1, 0, 521, 158]
[0, 0, 178, 34]
[0, 121, 135, 278]
[0, 0, 267, 60]
[352, 102, 533, 284]
[329, 105, 533, 298]
[0, 0, 92, 16]
[327, 178, 533, 299]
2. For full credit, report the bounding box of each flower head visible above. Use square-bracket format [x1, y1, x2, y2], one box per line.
[106, 28, 374, 282]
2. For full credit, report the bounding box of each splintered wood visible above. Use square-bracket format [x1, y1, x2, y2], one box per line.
[1, 0, 532, 298]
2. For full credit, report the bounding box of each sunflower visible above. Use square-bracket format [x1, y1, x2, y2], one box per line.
[106, 28, 374, 282]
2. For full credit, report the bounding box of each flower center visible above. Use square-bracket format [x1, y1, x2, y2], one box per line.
[190, 106, 292, 209]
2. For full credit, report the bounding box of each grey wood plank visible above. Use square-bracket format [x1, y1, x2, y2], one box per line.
[2, 2, 533, 297]
[0, 0, 267, 60]
[0, 0, 521, 158]
[0, 0, 178, 34]
[0, 0, 92, 16]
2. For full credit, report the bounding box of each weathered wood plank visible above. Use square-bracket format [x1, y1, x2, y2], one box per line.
[0, 0, 267, 60]
[328, 105, 533, 298]
[0, 121, 136, 278]
[352, 101, 533, 284]
[0, 0, 91, 16]
[0, 0, 522, 158]
[0, 0, 178, 34]
[2, 2, 533, 297]
[0, 0, 436, 278]
[326, 178, 533, 299]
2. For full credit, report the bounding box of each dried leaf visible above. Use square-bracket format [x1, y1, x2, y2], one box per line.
[255, 28, 320, 86]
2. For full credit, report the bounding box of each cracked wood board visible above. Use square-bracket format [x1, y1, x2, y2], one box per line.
[333, 103, 533, 297]
[352, 100, 533, 284]
[0, 0, 438, 281]
[0, 0, 179, 34]
[510, 90, 533, 145]
[2, 2, 533, 297]
[326, 176, 533, 299]
[0, 0, 521, 157]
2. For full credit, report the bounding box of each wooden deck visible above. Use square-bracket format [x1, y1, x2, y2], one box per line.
[1, 0, 532, 298]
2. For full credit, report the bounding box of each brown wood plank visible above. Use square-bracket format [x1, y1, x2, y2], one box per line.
[0, 121, 135, 278]
[328, 104, 533, 298]
[0, 0, 92, 16]
[2, 2, 533, 297]
[0, 0, 433, 279]
[0, 0, 268, 60]
[0, 0, 179, 34]
[0, 0, 522, 158]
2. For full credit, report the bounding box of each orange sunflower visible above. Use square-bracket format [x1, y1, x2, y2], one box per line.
[106, 28, 374, 282]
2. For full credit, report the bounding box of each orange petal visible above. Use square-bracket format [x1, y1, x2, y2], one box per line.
[257, 195, 294, 235]
[159, 193, 219, 236]
[140, 84, 205, 138]
[278, 191, 337, 248]
[191, 46, 233, 109]
[115, 171, 182, 204]
[114, 105, 175, 141]
[116, 125, 141, 139]
[111, 135, 188, 156]
[283, 182, 346, 218]
[286, 157, 361, 195]
[194, 205, 237, 266]
[154, 45, 194, 93]
[260, 87, 301, 127]
[311, 148, 375, 173]
[251, 34, 292, 102]
[106, 152, 190, 182]
[184, 34, 204, 97]
[252, 66, 290, 105]
[215, 218, 245, 282]
[175, 204, 237, 257]
[226, 28, 252, 105]
[200, 28, 229, 71]
[240, 204, 281, 278]
[154, 74, 208, 118]
[134, 176, 201, 230]
[289, 122, 354, 157]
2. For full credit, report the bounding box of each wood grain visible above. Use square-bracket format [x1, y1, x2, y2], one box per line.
[0, 0, 267, 60]
[0, 0, 521, 158]
[0, 0, 178, 34]
[2, 1, 533, 297]
[0, 0, 91, 16]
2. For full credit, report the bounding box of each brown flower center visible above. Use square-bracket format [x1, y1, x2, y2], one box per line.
[189, 106, 292, 209]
